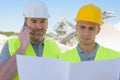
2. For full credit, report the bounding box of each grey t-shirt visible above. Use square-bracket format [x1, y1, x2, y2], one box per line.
[0, 40, 44, 64]
[76, 43, 99, 61]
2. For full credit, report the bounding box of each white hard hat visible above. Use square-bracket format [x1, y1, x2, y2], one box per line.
[23, 0, 49, 18]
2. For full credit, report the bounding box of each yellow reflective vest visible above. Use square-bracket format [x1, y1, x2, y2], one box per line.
[8, 38, 61, 80]
[59, 46, 120, 63]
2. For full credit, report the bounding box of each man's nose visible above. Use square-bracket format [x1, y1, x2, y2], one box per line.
[84, 29, 91, 36]
[36, 23, 43, 29]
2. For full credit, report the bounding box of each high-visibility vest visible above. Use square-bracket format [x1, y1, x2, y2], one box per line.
[59, 46, 120, 63]
[8, 38, 61, 80]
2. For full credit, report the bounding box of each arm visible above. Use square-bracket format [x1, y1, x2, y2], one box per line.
[0, 50, 23, 80]
[0, 27, 31, 80]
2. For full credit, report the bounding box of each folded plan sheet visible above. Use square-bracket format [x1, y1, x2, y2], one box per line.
[16, 55, 120, 80]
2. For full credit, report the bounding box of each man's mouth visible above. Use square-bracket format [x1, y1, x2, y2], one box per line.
[82, 36, 90, 40]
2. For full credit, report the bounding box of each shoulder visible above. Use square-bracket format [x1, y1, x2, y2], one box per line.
[44, 38, 59, 47]
[99, 46, 120, 53]
[99, 46, 120, 56]
[7, 37, 21, 51]
[7, 37, 20, 44]
[61, 47, 77, 57]
[64, 48, 77, 53]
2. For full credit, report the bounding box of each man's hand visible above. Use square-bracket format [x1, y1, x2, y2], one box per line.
[17, 26, 31, 54]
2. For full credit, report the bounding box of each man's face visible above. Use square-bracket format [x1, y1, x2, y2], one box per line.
[76, 20, 100, 46]
[25, 18, 48, 42]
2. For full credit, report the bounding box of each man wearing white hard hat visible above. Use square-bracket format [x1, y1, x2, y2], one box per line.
[59, 4, 120, 63]
[0, 0, 61, 80]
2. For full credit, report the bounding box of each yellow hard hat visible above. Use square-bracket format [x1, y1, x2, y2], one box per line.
[74, 4, 104, 25]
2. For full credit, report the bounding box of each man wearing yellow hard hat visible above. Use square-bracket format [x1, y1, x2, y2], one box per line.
[59, 4, 120, 63]
[0, 0, 61, 80]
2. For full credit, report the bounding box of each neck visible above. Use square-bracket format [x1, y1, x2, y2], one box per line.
[79, 43, 96, 53]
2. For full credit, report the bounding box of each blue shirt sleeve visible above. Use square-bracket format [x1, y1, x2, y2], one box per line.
[0, 42, 11, 64]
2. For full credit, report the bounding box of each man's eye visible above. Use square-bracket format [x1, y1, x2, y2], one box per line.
[77, 24, 84, 28]
[79, 25, 85, 29]
[41, 20, 45, 23]
[32, 20, 36, 23]
[80, 26, 85, 28]
[89, 27, 95, 30]
[41, 20, 47, 23]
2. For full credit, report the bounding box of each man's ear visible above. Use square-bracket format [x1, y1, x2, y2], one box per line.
[75, 24, 78, 31]
[96, 26, 101, 34]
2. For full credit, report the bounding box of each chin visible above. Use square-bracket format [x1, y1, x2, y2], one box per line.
[31, 35, 43, 40]
[35, 36, 43, 40]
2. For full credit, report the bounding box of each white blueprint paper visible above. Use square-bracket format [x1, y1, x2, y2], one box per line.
[17, 55, 120, 80]
[69, 59, 120, 80]
[17, 55, 70, 80]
